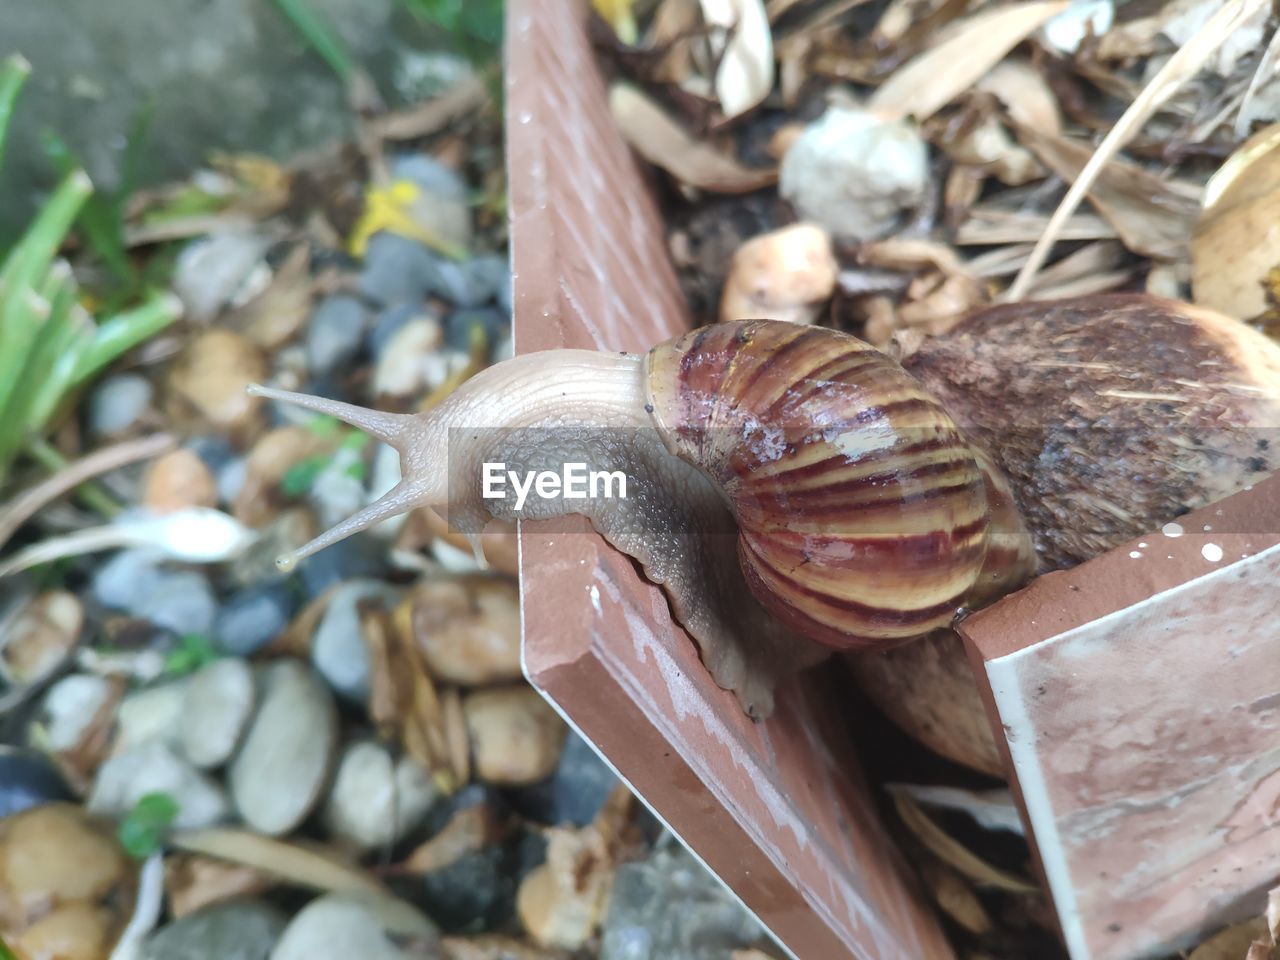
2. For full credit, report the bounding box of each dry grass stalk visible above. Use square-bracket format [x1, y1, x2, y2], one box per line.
[1006, 0, 1273, 301]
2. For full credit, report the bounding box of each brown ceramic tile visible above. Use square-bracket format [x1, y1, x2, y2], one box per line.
[959, 472, 1280, 960]
[505, 1, 954, 957]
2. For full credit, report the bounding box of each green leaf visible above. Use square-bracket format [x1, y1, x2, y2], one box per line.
[272, 0, 357, 82]
[71, 289, 182, 386]
[0, 932, 18, 960]
[281, 454, 330, 497]
[117, 790, 180, 859]
[0, 169, 92, 422]
[162, 633, 221, 676]
[305, 414, 342, 438]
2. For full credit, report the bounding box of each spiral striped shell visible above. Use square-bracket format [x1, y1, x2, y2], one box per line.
[644, 319, 997, 650]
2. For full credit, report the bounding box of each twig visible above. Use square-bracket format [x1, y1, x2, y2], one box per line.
[0, 433, 175, 550]
[23, 438, 127, 521]
[366, 74, 491, 142]
[1005, 0, 1270, 301]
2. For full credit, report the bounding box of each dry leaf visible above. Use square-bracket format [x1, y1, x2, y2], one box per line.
[164, 854, 274, 918]
[700, 0, 774, 119]
[225, 245, 313, 350]
[50, 676, 124, 795]
[609, 83, 778, 192]
[888, 783, 1025, 835]
[892, 792, 1039, 894]
[1006, 0, 1269, 298]
[1187, 918, 1270, 960]
[170, 829, 432, 936]
[868, 2, 1069, 123]
[975, 59, 1061, 134]
[921, 861, 992, 936]
[956, 206, 1117, 246]
[1192, 123, 1280, 319]
[1014, 125, 1201, 259]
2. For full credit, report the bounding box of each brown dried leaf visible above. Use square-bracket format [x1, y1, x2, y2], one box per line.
[441, 687, 471, 785]
[232, 425, 338, 528]
[1187, 918, 1269, 959]
[52, 676, 124, 795]
[956, 207, 1116, 246]
[892, 792, 1039, 894]
[164, 853, 274, 918]
[920, 862, 992, 936]
[1014, 125, 1201, 259]
[609, 83, 777, 192]
[225, 245, 313, 350]
[868, 2, 1069, 123]
[976, 59, 1061, 134]
[1193, 124, 1280, 319]
[170, 829, 433, 936]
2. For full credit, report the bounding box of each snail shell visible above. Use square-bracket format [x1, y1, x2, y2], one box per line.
[645, 320, 1030, 649]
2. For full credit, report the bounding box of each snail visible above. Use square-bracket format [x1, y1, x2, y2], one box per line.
[248, 293, 1280, 746]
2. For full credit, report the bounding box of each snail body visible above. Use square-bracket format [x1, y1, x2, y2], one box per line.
[250, 295, 1280, 729]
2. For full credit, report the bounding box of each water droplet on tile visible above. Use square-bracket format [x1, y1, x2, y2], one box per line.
[1129, 551, 1142, 559]
[519, 111, 533, 124]
[1162, 522, 1184, 538]
[1201, 543, 1224, 562]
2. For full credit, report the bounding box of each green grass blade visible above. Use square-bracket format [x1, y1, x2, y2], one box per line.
[0, 265, 75, 477]
[43, 131, 136, 285]
[71, 290, 182, 385]
[271, 0, 356, 82]
[0, 169, 92, 417]
[25, 309, 92, 439]
[0, 54, 31, 175]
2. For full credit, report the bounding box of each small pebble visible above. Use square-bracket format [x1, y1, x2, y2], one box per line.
[297, 535, 386, 600]
[39, 675, 114, 753]
[463, 254, 512, 308]
[88, 374, 152, 437]
[322, 742, 438, 852]
[367, 303, 433, 357]
[143, 899, 287, 960]
[464, 686, 568, 786]
[13, 902, 115, 960]
[306, 295, 368, 378]
[358, 233, 439, 307]
[230, 661, 338, 836]
[310, 580, 401, 703]
[214, 584, 294, 656]
[91, 548, 165, 613]
[0, 803, 129, 907]
[144, 449, 218, 514]
[0, 749, 74, 818]
[2, 591, 83, 688]
[412, 576, 521, 687]
[509, 732, 620, 828]
[269, 893, 434, 960]
[135, 571, 218, 636]
[115, 680, 190, 752]
[180, 658, 257, 770]
[310, 450, 368, 531]
[444, 306, 509, 353]
[186, 435, 236, 475]
[416, 846, 507, 933]
[426, 259, 491, 309]
[373, 318, 444, 398]
[172, 230, 272, 324]
[217, 456, 249, 507]
[88, 741, 230, 830]
[390, 154, 469, 200]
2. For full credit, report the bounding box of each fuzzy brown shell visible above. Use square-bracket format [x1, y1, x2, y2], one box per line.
[644, 319, 997, 650]
[904, 294, 1280, 571]
[856, 293, 1280, 776]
